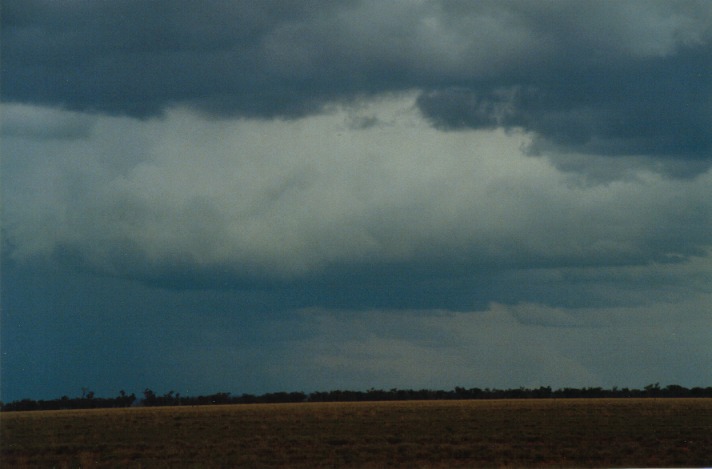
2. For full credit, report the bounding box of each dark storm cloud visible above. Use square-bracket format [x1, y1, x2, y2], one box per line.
[3, 1, 711, 159]
[1, 0, 349, 117]
[415, 2, 712, 160]
[417, 45, 712, 159]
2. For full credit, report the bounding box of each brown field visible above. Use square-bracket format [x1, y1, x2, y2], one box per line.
[2, 398, 711, 468]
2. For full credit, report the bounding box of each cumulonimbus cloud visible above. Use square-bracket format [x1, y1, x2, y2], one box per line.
[3, 97, 711, 290]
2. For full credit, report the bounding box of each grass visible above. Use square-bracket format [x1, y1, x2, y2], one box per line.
[2, 398, 711, 467]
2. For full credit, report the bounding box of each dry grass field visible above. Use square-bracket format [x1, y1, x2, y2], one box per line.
[2, 398, 711, 467]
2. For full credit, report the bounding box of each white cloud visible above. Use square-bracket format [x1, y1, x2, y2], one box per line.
[3, 96, 711, 281]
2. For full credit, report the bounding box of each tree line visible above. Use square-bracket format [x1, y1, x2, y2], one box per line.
[1, 390, 137, 412]
[3, 383, 711, 412]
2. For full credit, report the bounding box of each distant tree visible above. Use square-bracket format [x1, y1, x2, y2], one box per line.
[142, 388, 157, 406]
[663, 384, 688, 397]
[116, 390, 136, 407]
[644, 383, 661, 397]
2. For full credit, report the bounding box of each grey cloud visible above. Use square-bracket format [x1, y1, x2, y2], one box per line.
[1, 104, 96, 140]
[4, 251, 709, 401]
[3, 1, 711, 163]
[279, 299, 712, 390]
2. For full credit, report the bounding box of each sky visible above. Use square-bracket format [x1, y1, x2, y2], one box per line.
[1, 0, 711, 402]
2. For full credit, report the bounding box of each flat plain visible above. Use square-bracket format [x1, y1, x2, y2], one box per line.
[2, 398, 711, 467]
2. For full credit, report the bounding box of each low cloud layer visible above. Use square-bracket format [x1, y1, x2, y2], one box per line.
[5, 258, 709, 399]
[3, 1, 711, 164]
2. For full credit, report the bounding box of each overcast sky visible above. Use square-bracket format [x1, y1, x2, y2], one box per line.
[2, 0, 711, 402]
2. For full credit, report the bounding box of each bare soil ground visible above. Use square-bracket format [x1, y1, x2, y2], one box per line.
[2, 398, 711, 467]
